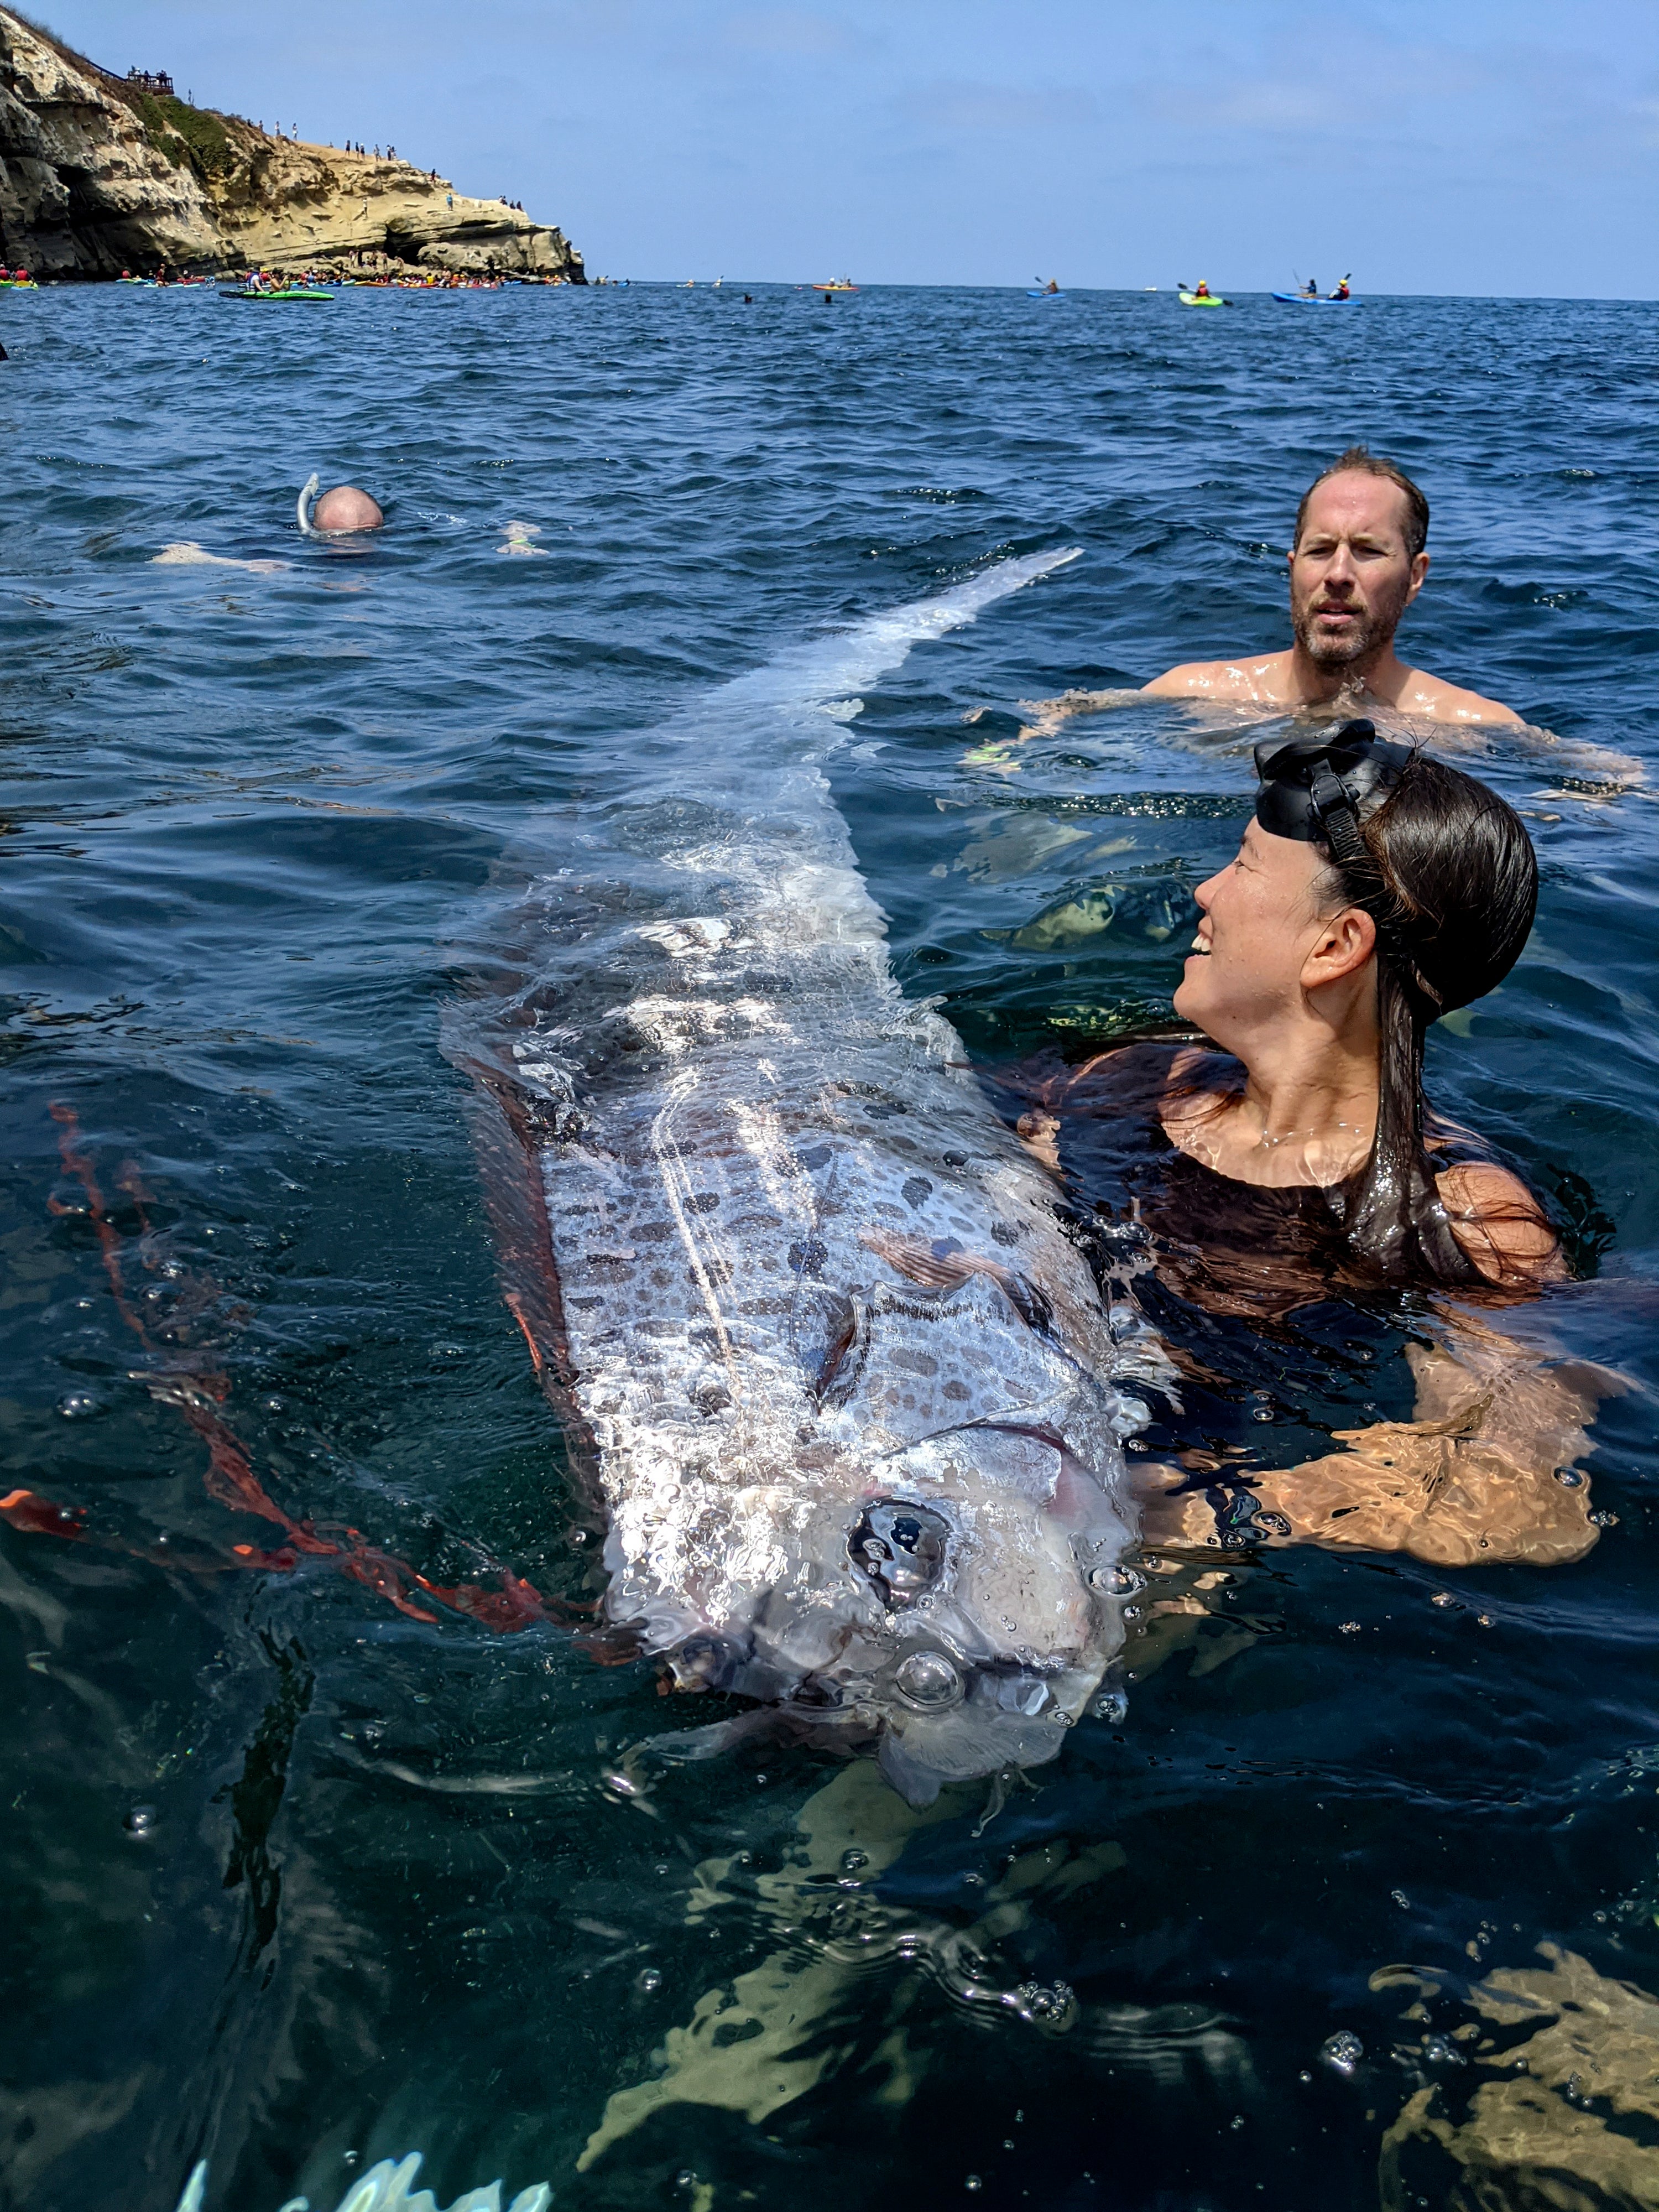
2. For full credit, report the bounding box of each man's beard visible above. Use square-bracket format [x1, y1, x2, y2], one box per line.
[1292, 595, 1402, 670]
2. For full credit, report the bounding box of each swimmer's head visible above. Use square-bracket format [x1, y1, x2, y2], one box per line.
[1179, 728, 1538, 1282]
[1290, 446, 1429, 670]
[311, 485, 384, 534]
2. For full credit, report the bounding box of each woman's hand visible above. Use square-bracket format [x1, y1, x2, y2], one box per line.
[1248, 1426, 1599, 1567]
[1129, 1325, 1618, 1569]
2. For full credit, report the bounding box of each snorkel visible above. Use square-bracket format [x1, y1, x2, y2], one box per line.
[297, 476, 385, 538]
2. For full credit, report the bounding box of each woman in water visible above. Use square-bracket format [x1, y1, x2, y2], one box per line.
[1009, 722, 1606, 1568]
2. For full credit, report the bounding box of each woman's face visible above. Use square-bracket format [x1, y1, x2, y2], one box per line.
[1175, 821, 1344, 1045]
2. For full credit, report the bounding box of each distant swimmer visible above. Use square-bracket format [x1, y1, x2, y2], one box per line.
[498, 519, 549, 556]
[298, 475, 385, 536]
[153, 543, 286, 574]
[1024, 446, 1523, 737]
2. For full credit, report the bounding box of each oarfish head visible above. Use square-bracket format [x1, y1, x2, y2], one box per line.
[646, 1411, 1136, 1808]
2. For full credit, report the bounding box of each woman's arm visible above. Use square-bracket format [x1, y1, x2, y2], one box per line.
[1438, 1159, 1567, 1288]
[1136, 1315, 1614, 1568]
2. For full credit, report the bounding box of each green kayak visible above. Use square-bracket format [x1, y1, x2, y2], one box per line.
[1178, 292, 1228, 307]
[221, 288, 333, 302]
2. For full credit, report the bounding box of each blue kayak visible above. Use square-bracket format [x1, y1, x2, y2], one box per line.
[1272, 292, 1357, 304]
[1027, 287, 1065, 298]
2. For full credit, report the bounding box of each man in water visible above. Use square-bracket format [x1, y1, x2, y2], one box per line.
[310, 484, 384, 533]
[1022, 446, 1520, 736]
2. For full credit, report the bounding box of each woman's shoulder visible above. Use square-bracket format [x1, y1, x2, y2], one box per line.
[1436, 1158, 1566, 1288]
[1044, 1038, 1235, 1116]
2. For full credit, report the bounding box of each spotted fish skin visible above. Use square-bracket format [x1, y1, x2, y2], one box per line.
[453, 555, 1146, 1803]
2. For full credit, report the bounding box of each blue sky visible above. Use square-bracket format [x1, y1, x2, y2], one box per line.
[43, 0, 1659, 295]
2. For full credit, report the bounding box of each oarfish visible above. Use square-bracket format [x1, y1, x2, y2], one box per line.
[451, 553, 1150, 1804]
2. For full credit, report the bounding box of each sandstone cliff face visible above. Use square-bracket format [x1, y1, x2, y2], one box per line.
[0, 7, 585, 279]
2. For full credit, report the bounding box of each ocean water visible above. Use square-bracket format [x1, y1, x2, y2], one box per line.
[3, 281, 1658, 2212]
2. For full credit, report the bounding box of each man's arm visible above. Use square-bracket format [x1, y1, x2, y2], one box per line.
[1010, 686, 1122, 740]
[1013, 658, 1281, 740]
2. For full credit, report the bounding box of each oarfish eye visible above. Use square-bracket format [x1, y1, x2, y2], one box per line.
[892, 1650, 964, 1710]
[849, 1500, 951, 1608]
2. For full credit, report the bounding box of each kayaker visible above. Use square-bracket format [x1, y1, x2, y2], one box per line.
[1020, 446, 1522, 732]
[1004, 724, 1608, 1567]
[1193, 278, 1212, 298]
[1302, 276, 1319, 296]
[1333, 275, 1351, 300]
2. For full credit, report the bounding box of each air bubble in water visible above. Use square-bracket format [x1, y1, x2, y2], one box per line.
[1321, 2031, 1363, 2074]
[638, 1968, 662, 1994]
[1091, 1564, 1146, 1597]
[56, 1392, 105, 1420]
[123, 1805, 157, 1836]
[893, 1650, 963, 1709]
[964, 2179, 983, 2194]
[1554, 1467, 1584, 1487]
[1391, 1889, 1410, 1909]
[1093, 1689, 1129, 1723]
[842, 1848, 869, 1873]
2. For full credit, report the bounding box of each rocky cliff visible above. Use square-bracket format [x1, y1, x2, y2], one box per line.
[0, 7, 585, 279]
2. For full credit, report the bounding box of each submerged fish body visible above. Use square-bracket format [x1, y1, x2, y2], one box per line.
[456, 555, 1146, 1803]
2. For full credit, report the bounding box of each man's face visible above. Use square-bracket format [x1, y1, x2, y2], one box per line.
[1289, 473, 1428, 669]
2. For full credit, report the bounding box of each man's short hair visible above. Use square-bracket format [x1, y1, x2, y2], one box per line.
[1293, 446, 1430, 561]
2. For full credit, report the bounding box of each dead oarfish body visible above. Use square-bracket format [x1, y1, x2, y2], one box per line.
[458, 552, 1147, 1804]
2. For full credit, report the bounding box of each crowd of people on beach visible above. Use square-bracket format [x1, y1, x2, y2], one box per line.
[237, 263, 520, 289]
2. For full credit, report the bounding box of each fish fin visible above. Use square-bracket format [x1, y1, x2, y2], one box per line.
[860, 1227, 1052, 1333]
[455, 1071, 578, 1393]
[861, 1226, 977, 1290]
[811, 1289, 869, 1406]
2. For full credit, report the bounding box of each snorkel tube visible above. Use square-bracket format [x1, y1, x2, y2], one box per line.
[296, 471, 321, 539]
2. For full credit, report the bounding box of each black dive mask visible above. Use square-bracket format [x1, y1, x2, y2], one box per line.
[1253, 721, 1414, 868]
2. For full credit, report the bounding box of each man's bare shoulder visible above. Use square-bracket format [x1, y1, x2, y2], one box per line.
[1141, 652, 1293, 703]
[1393, 667, 1524, 728]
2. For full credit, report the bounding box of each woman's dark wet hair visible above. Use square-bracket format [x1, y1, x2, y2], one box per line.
[1313, 751, 1540, 1281]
